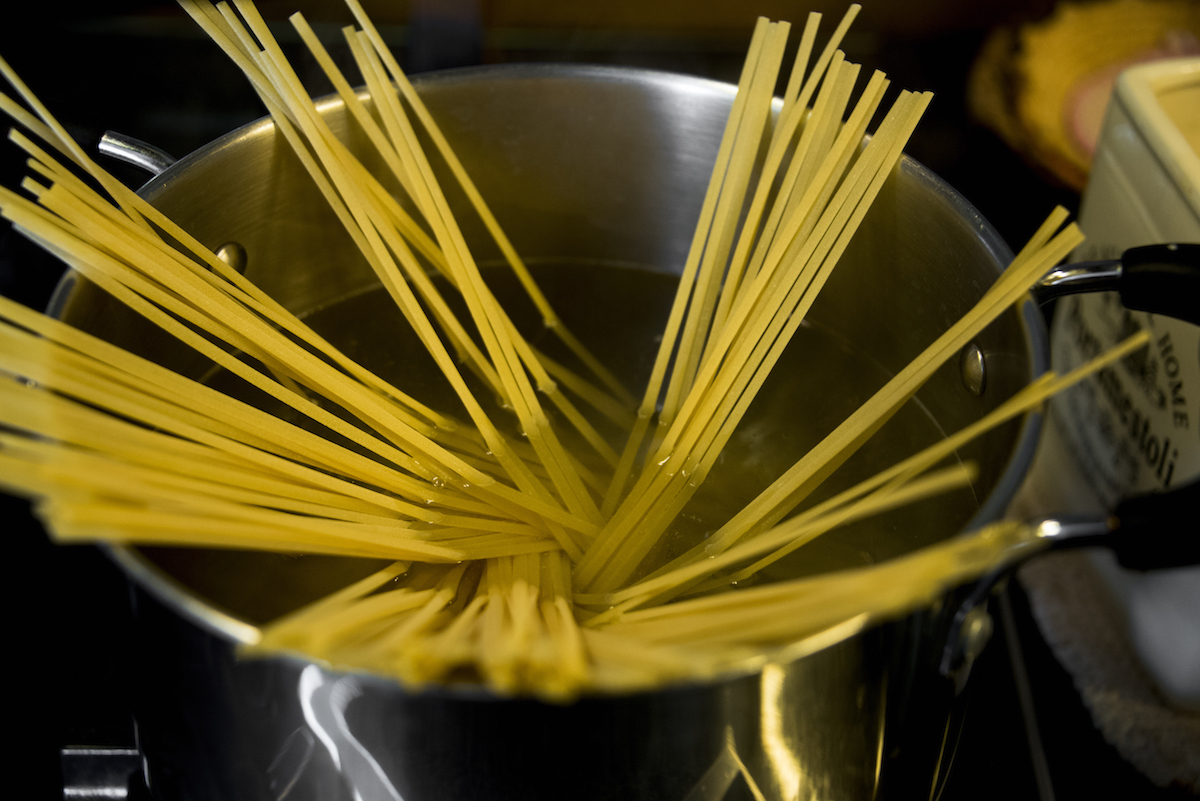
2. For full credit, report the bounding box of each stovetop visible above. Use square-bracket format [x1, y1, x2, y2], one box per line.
[2, 4, 1192, 799]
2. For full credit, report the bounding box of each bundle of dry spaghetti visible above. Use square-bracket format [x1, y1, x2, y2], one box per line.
[0, 1, 1149, 698]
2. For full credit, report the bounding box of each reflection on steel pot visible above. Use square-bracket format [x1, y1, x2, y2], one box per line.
[54, 65, 1051, 801]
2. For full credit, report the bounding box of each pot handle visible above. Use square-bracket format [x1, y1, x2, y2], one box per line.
[97, 131, 177, 177]
[940, 478, 1199, 685]
[1100, 479, 1200, 570]
[1035, 243, 1200, 326]
[1034, 478, 1200, 570]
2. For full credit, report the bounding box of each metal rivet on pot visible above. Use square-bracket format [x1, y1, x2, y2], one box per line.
[959, 342, 985, 396]
[215, 242, 248, 274]
[959, 605, 994, 665]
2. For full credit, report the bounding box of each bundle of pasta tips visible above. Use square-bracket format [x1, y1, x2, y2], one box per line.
[0, 1, 1146, 698]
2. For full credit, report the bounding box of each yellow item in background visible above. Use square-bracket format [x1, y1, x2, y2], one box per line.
[969, 0, 1200, 190]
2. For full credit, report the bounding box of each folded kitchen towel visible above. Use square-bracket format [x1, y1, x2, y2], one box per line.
[1019, 550, 1200, 792]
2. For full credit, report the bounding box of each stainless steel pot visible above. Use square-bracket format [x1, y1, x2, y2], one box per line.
[50, 64, 1056, 801]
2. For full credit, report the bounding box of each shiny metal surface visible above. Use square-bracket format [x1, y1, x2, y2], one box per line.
[130, 581, 941, 801]
[60, 747, 143, 801]
[98, 130, 177, 177]
[214, 240, 248, 274]
[1033, 258, 1123, 301]
[959, 342, 986, 396]
[53, 64, 1047, 800]
[1032, 516, 1115, 545]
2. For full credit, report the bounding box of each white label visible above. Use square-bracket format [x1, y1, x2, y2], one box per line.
[1049, 291, 1200, 507]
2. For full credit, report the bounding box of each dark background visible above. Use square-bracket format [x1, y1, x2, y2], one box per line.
[1, 1, 1185, 799]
